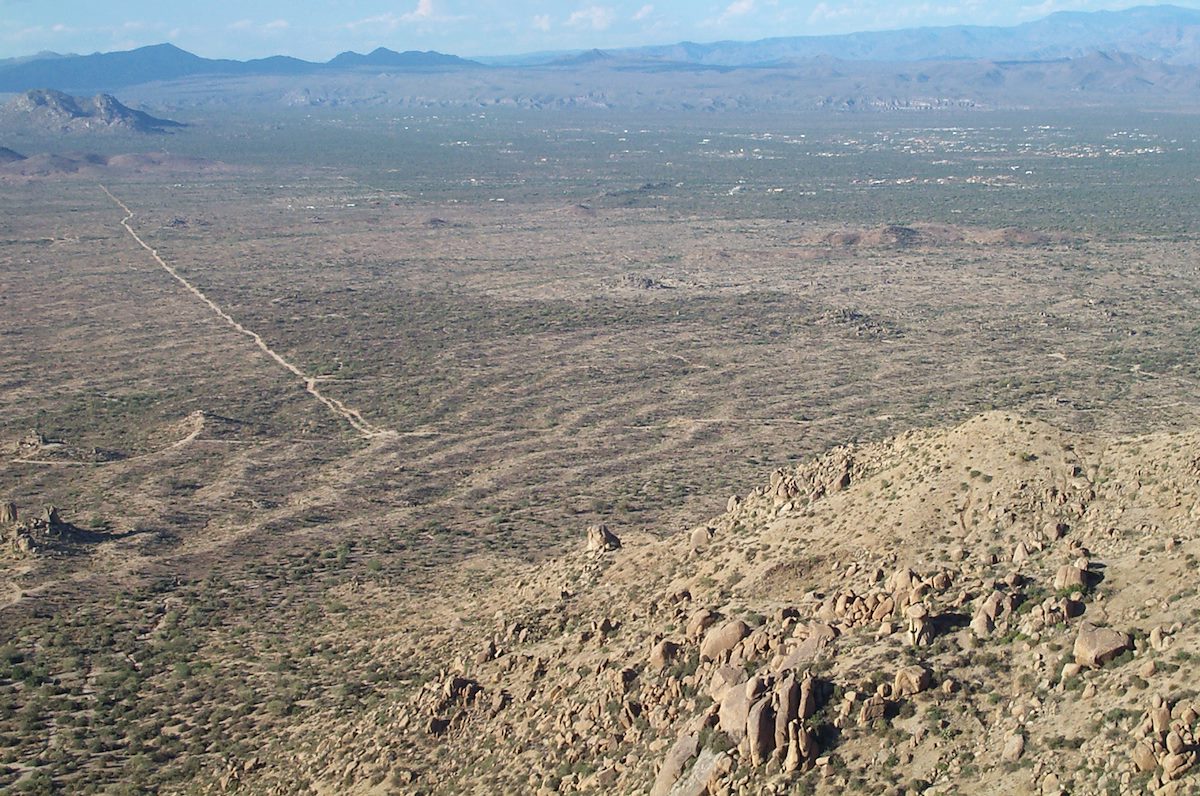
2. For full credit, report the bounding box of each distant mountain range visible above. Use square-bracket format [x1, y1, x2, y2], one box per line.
[102, 47, 1199, 115]
[619, 4, 1200, 66]
[0, 43, 480, 94]
[1, 5, 1199, 111]
[326, 47, 478, 69]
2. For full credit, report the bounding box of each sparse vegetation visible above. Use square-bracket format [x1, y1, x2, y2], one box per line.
[0, 106, 1198, 795]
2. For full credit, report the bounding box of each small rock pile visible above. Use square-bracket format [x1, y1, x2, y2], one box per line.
[1131, 695, 1200, 787]
[0, 503, 68, 556]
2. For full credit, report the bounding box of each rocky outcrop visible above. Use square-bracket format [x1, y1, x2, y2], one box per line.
[1002, 732, 1026, 763]
[585, 524, 621, 552]
[1, 505, 92, 557]
[746, 698, 775, 765]
[648, 639, 680, 670]
[699, 619, 750, 662]
[892, 665, 930, 698]
[1129, 695, 1200, 786]
[1073, 622, 1132, 668]
[215, 413, 1200, 795]
[650, 730, 699, 796]
[1, 89, 182, 133]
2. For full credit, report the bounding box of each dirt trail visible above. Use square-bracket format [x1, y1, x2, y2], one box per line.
[100, 185, 391, 439]
[11, 411, 208, 467]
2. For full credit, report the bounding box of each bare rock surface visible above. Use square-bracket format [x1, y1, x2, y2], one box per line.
[585, 523, 621, 552]
[1073, 622, 1133, 668]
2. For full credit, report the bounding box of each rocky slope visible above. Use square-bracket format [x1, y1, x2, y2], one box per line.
[0, 89, 182, 133]
[200, 412, 1200, 795]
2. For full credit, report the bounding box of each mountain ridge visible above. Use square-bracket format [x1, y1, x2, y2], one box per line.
[1, 5, 1200, 94]
[115, 49, 1200, 114]
[0, 43, 483, 94]
[327, 47, 479, 69]
[620, 4, 1200, 67]
[0, 88, 182, 133]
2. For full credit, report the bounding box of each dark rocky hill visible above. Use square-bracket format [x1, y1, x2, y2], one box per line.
[326, 47, 480, 69]
[0, 89, 182, 133]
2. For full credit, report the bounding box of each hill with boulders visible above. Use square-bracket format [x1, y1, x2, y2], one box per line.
[200, 411, 1200, 795]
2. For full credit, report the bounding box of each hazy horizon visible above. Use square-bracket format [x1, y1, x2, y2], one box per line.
[4, 0, 1200, 62]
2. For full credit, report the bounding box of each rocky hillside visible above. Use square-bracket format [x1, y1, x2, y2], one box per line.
[0, 89, 182, 133]
[197, 411, 1200, 796]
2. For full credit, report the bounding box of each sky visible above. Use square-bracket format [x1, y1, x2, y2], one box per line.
[2, 0, 1199, 61]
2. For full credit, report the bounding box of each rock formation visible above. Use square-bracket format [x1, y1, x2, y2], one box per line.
[585, 524, 621, 552]
[196, 413, 1200, 795]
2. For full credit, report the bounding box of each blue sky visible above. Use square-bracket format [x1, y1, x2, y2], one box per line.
[1, 1, 1198, 60]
